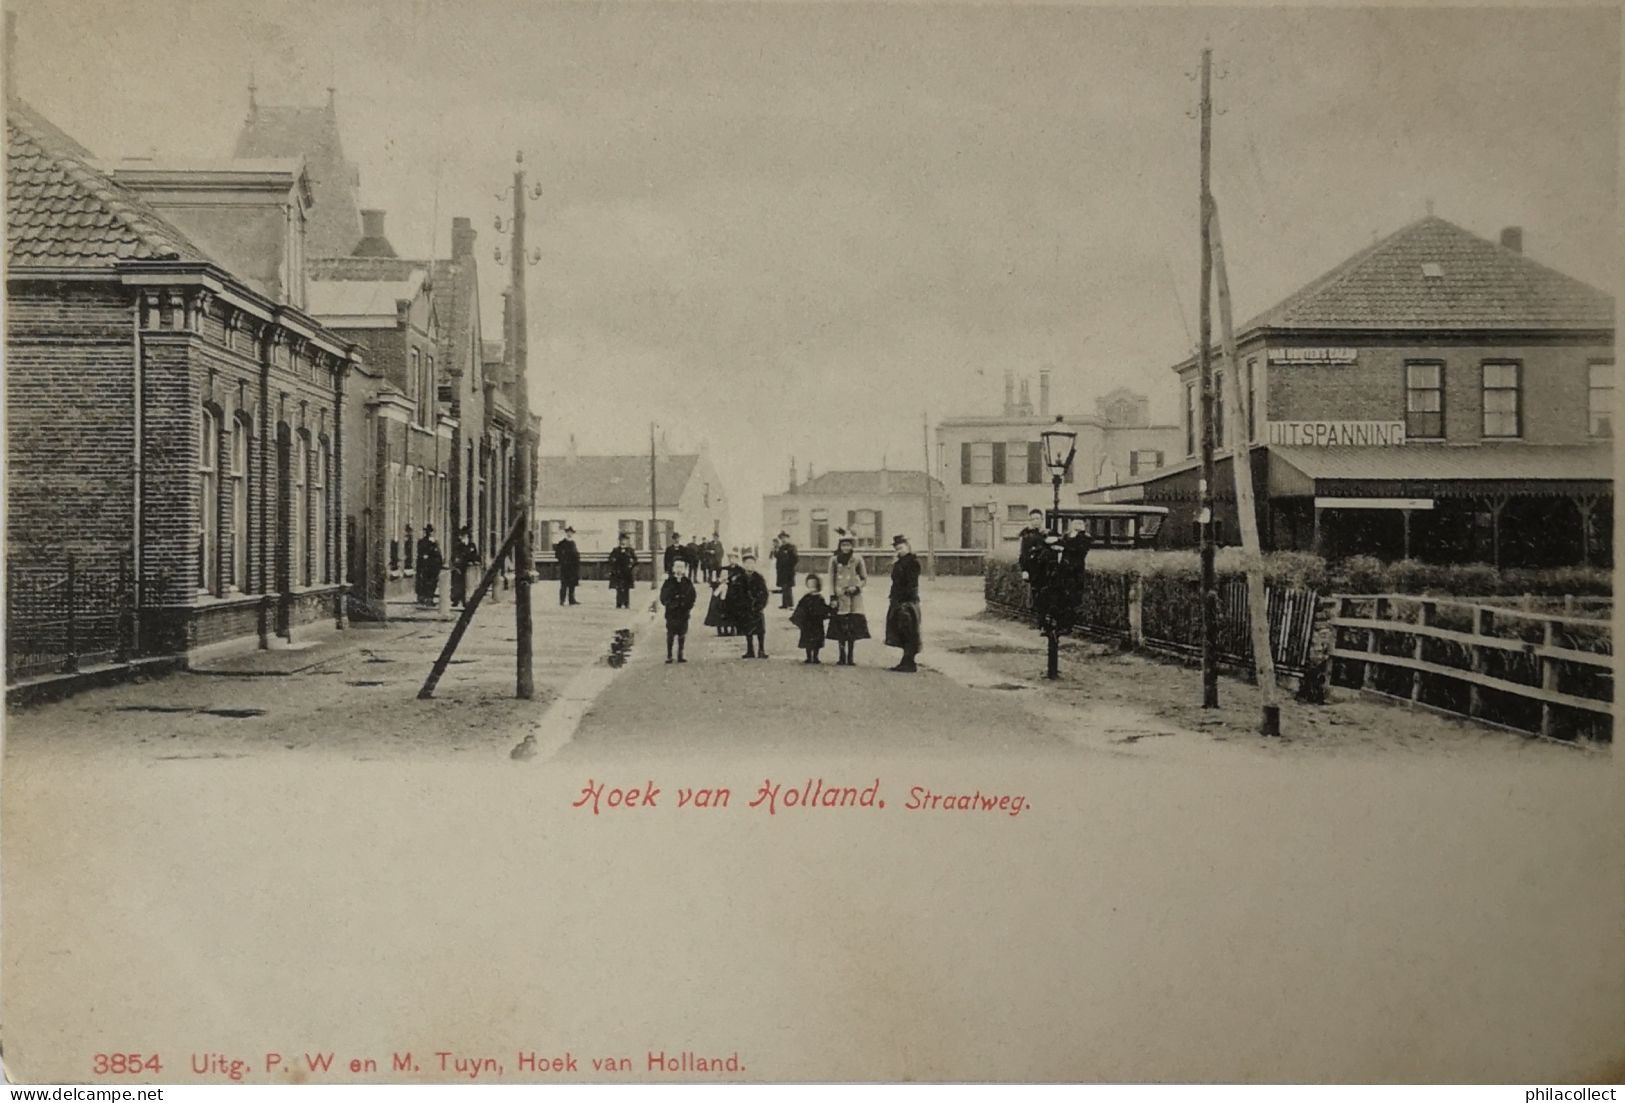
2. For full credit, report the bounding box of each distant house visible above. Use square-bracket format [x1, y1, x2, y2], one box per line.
[534, 444, 728, 556]
[763, 466, 947, 552]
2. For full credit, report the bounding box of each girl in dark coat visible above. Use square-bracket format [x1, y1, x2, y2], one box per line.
[729, 553, 770, 658]
[790, 574, 832, 663]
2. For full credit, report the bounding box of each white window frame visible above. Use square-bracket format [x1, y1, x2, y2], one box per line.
[1588, 361, 1613, 438]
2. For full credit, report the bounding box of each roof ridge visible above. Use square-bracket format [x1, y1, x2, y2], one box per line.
[8, 104, 206, 263]
[1241, 215, 1436, 332]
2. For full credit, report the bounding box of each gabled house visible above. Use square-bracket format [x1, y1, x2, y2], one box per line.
[534, 443, 728, 556]
[5, 101, 362, 676]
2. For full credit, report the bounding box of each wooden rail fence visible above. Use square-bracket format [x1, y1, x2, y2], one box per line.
[1328, 594, 1612, 742]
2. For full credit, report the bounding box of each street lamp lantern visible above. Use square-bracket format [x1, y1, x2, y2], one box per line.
[1040, 416, 1077, 516]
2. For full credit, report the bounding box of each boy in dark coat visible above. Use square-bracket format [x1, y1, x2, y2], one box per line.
[790, 573, 832, 663]
[730, 552, 771, 658]
[659, 559, 698, 663]
[607, 531, 638, 609]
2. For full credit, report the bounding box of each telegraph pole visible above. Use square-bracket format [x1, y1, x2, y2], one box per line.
[510, 152, 535, 700]
[1197, 47, 1219, 709]
[649, 422, 659, 590]
[922, 412, 937, 580]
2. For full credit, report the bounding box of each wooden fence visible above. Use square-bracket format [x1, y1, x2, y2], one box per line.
[1328, 595, 1613, 743]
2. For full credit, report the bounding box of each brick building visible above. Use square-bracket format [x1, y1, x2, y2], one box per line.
[307, 248, 451, 615]
[934, 371, 1180, 554]
[5, 101, 362, 670]
[1083, 217, 1615, 566]
[763, 464, 947, 552]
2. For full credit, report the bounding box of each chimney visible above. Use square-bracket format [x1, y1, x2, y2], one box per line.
[566, 434, 578, 464]
[451, 216, 476, 260]
[1039, 369, 1052, 419]
[361, 209, 386, 239]
[1018, 378, 1032, 417]
[1003, 371, 1015, 416]
[353, 209, 398, 258]
[1500, 226, 1523, 254]
[5, 11, 18, 106]
[879, 456, 890, 496]
[789, 457, 798, 492]
[806, 462, 814, 483]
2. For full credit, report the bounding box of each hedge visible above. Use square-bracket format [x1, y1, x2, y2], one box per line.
[986, 551, 1611, 602]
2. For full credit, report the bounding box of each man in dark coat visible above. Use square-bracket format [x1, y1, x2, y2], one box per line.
[1017, 508, 1048, 586]
[773, 531, 799, 609]
[659, 559, 698, 663]
[450, 525, 478, 607]
[706, 537, 724, 583]
[415, 525, 444, 607]
[730, 552, 771, 658]
[553, 525, 581, 606]
[682, 538, 701, 580]
[663, 532, 682, 577]
[607, 531, 638, 609]
[884, 534, 923, 672]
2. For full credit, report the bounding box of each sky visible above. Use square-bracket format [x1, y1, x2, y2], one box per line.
[11, 0, 1621, 539]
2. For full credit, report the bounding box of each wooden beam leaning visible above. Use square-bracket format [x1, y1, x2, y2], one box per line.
[418, 512, 527, 700]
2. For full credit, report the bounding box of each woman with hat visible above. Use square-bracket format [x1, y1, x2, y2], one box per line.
[826, 529, 870, 665]
[884, 534, 923, 673]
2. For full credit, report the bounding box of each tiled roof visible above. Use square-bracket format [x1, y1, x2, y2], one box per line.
[307, 255, 424, 282]
[790, 470, 943, 496]
[6, 101, 211, 268]
[1241, 217, 1614, 332]
[535, 454, 699, 509]
[1272, 444, 1613, 483]
[233, 101, 361, 257]
[307, 272, 426, 318]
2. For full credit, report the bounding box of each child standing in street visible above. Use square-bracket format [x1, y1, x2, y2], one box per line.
[790, 574, 832, 664]
[660, 559, 698, 663]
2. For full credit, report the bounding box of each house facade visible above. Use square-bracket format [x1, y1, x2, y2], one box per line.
[534, 446, 729, 558]
[5, 101, 361, 675]
[763, 467, 948, 553]
[935, 371, 1180, 555]
[1086, 217, 1614, 566]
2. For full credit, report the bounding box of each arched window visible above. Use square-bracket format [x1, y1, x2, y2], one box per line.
[294, 434, 309, 587]
[230, 418, 249, 591]
[199, 409, 219, 593]
[315, 439, 330, 584]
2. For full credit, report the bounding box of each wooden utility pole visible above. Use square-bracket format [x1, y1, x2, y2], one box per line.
[649, 422, 659, 590]
[922, 412, 937, 580]
[510, 152, 535, 700]
[1209, 197, 1281, 736]
[1197, 47, 1219, 709]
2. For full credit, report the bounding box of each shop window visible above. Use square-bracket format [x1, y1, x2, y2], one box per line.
[1406, 361, 1445, 439]
[1589, 361, 1613, 438]
[618, 519, 645, 550]
[1482, 361, 1521, 438]
[199, 408, 219, 594]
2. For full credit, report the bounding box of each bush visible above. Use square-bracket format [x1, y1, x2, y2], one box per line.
[984, 551, 1613, 601]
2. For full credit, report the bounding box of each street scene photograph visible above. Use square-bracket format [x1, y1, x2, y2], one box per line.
[1, 0, 1621, 1087]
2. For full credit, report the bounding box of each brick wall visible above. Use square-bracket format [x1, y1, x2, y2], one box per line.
[4, 282, 137, 574]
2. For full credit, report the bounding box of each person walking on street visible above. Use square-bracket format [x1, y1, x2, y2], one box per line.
[415, 525, 444, 607]
[773, 531, 799, 610]
[826, 530, 870, 666]
[607, 531, 638, 609]
[662, 532, 682, 578]
[790, 573, 832, 664]
[660, 559, 698, 663]
[884, 534, 923, 672]
[553, 525, 581, 606]
[730, 552, 770, 658]
[450, 525, 479, 608]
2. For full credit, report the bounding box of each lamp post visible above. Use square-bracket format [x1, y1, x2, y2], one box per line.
[1038, 417, 1077, 680]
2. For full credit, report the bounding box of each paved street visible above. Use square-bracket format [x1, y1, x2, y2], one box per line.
[3, 580, 1621, 1083]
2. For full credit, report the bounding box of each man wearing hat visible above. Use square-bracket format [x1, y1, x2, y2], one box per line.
[884, 534, 923, 672]
[553, 524, 581, 606]
[772, 530, 799, 610]
[414, 524, 444, 607]
[662, 532, 682, 577]
[607, 530, 639, 609]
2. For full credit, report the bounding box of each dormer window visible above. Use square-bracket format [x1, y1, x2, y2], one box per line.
[1421, 262, 1444, 279]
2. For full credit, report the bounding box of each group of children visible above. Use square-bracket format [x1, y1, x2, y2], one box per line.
[656, 530, 879, 667]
